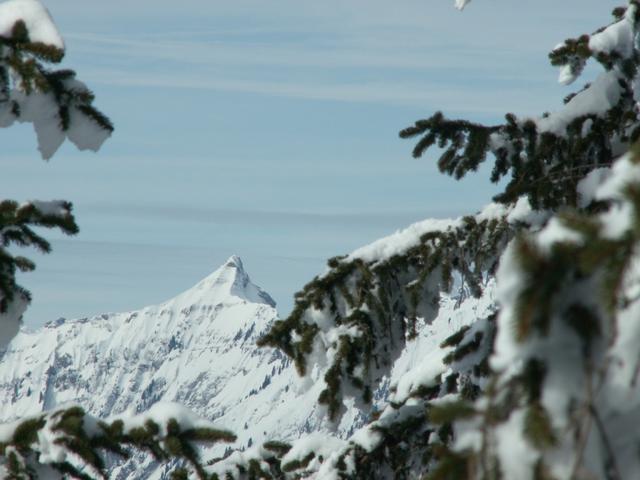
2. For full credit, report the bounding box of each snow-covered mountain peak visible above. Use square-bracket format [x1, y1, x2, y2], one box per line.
[0, 257, 280, 424]
[176, 255, 276, 308]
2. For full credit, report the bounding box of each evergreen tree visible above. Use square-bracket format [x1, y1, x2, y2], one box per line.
[210, 1, 640, 478]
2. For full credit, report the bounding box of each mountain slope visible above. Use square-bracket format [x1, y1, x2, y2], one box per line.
[0, 257, 353, 476]
[0, 256, 495, 478]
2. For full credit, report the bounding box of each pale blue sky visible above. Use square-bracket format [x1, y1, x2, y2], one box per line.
[4, 0, 617, 326]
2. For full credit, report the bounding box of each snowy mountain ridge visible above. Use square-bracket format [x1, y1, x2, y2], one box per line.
[0, 256, 495, 478]
[0, 256, 277, 420]
[0, 256, 354, 477]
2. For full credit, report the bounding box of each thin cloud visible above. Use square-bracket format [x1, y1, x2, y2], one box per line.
[76, 65, 555, 114]
[82, 203, 458, 228]
[65, 31, 544, 73]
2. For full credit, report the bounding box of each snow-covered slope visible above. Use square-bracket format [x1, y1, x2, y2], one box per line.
[0, 256, 353, 476]
[0, 256, 495, 478]
[0, 256, 278, 422]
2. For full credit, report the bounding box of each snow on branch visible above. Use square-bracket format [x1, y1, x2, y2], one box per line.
[0, 0, 113, 159]
[0, 199, 79, 346]
[0, 0, 63, 48]
[258, 201, 544, 422]
[421, 147, 640, 479]
[402, 4, 640, 211]
[212, 297, 497, 479]
[0, 404, 235, 479]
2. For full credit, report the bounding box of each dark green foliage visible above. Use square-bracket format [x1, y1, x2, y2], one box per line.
[523, 403, 556, 450]
[262, 441, 292, 457]
[400, 4, 640, 210]
[0, 200, 78, 316]
[425, 447, 471, 480]
[564, 303, 601, 355]
[457, 143, 640, 478]
[0, 20, 113, 135]
[171, 469, 189, 480]
[213, 310, 497, 479]
[521, 359, 547, 403]
[0, 408, 236, 479]
[281, 452, 315, 473]
[400, 106, 626, 210]
[511, 236, 571, 341]
[259, 215, 512, 420]
[440, 325, 471, 349]
[427, 401, 475, 425]
[400, 111, 499, 178]
[9, 416, 45, 449]
[442, 331, 483, 365]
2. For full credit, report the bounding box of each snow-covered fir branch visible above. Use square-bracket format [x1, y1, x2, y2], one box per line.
[0, 0, 112, 159]
[0, 403, 234, 479]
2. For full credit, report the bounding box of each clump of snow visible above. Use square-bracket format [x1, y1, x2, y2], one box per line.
[207, 445, 275, 478]
[609, 295, 640, 391]
[12, 90, 63, 159]
[490, 242, 523, 374]
[13, 83, 111, 159]
[347, 217, 460, 264]
[536, 72, 622, 136]
[115, 402, 219, 434]
[600, 202, 635, 239]
[589, 8, 635, 57]
[577, 167, 611, 207]
[25, 200, 69, 218]
[0, 0, 64, 48]
[347, 201, 547, 267]
[454, 0, 471, 11]
[66, 106, 112, 154]
[37, 411, 70, 464]
[476, 202, 509, 222]
[595, 153, 640, 201]
[535, 217, 583, 250]
[391, 354, 443, 403]
[557, 62, 582, 86]
[280, 432, 347, 467]
[591, 153, 640, 239]
[0, 103, 17, 128]
[493, 410, 539, 479]
[348, 425, 383, 453]
[506, 197, 549, 226]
